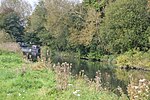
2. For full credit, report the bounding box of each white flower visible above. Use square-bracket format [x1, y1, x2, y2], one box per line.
[73, 90, 81, 97]
[19, 93, 21, 96]
[137, 90, 142, 93]
[76, 94, 80, 97]
[145, 89, 149, 92]
[139, 79, 146, 83]
[134, 86, 139, 90]
[68, 84, 73, 86]
[22, 90, 25, 92]
[73, 91, 77, 94]
[7, 93, 11, 96]
[134, 95, 138, 98]
[76, 90, 80, 92]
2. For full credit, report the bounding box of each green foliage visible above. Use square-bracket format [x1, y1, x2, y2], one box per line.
[25, 1, 53, 46]
[25, 0, 150, 61]
[83, 0, 114, 11]
[0, 0, 32, 42]
[27, 1, 46, 32]
[100, 0, 149, 54]
[2, 12, 24, 42]
[23, 32, 41, 45]
[116, 50, 150, 68]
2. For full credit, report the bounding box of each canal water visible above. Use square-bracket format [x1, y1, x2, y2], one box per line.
[51, 53, 150, 94]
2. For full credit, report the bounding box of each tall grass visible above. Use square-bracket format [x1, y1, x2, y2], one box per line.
[0, 42, 21, 53]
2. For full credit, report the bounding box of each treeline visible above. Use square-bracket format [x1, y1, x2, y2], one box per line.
[1, 0, 150, 57]
[0, 0, 31, 42]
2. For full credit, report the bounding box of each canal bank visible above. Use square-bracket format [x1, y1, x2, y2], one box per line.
[50, 51, 150, 95]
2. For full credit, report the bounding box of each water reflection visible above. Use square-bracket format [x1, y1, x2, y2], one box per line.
[115, 69, 150, 84]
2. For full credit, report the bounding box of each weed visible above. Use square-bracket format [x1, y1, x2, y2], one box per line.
[127, 76, 150, 100]
[53, 62, 72, 90]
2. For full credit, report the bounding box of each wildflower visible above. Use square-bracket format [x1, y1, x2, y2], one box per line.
[18, 93, 21, 96]
[7, 93, 11, 96]
[22, 90, 25, 92]
[137, 90, 142, 93]
[117, 86, 122, 91]
[134, 95, 138, 99]
[146, 86, 149, 89]
[76, 94, 80, 97]
[134, 86, 139, 90]
[73, 91, 78, 94]
[139, 79, 146, 83]
[76, 90, 80, 92]
[145, 89, 149, 92]
[104, 88, 107, 90]
[73, 90, 81, 97]
[146, 95, 149, 97]
[143, 83, 146, 86]
[68, 84, 73, 86]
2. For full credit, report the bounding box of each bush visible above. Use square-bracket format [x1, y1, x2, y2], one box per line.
[0, 30, 13, 43]
[116, 50, 150, 68]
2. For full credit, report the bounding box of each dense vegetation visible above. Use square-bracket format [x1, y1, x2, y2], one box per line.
[116, 50, 150, 67]
[1, 0, 150, 57]
[0, 0, 150, 99]
[24, 0, 150, 56]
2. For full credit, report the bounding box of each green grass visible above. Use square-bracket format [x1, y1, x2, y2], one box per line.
[0, 51, 126, 100]
[0, 50, 23, 69]
[0, 69, 122, 100]
[0, 69, 56, 100]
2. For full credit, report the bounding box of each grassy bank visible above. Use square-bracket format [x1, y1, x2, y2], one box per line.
[1, 50, 149, 100]
[0, 50, 126, 100]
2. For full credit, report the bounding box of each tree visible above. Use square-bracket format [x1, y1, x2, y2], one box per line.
[44, 0, 73, 37]
[100, 0, 149, 54]
[0, 0, 32, 42]
[83, 0, 116, 17]
[1, 0, 32, 21]
[3, 12, 24, 42]
[25, 1, 47, 45]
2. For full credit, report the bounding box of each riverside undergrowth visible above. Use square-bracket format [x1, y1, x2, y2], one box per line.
[115, 50, 150, 69]
[0, 50, 123, 100]
[1, 50, 149, 100]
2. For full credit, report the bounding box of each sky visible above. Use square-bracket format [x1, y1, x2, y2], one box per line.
[25, 0, 83, 8]
[25, 0, 39, 8]
[0, 0, 83, 9]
